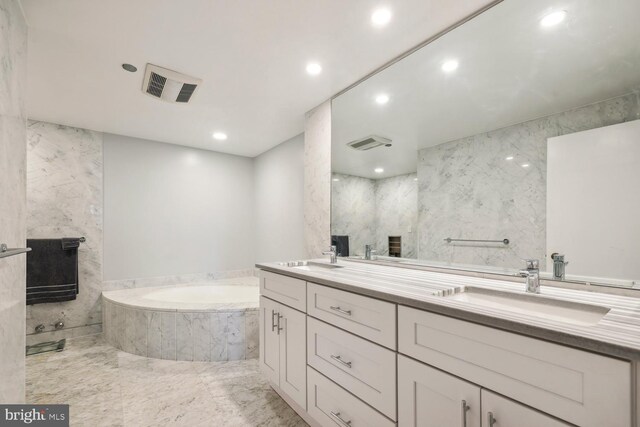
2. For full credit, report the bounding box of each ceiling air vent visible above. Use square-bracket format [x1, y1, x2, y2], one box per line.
[142, 64, 202, 103]
[346, 135, 391, 151]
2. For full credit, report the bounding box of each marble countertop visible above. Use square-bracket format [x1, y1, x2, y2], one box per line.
[256, 259, 640, 360]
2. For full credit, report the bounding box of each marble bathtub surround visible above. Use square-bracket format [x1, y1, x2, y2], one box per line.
[103, 277, 260, 362]
[26, 334, 306, 426]
[416, 90, 640, 270]
[0, 0, 28, 403]
[26, 121, 104, 339]
[331, 172, 417, 257]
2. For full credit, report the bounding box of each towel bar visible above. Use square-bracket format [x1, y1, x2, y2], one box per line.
[0, 243, 32, 259]
[444, 238, 510, 245]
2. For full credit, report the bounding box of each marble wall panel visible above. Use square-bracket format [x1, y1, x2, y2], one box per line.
[26, 121, 104, 338]
[304, 101, 332, 257]
[0, 0, 27, 403]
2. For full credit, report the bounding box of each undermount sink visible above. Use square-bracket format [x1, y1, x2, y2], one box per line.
[278, 260, 343, 272]
[443, 286, 610, 326]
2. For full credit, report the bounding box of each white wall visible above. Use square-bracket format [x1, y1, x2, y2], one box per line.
[253, 133, 306, 263]
[547, 119, 640, 282]
[103, 134, 255, 280]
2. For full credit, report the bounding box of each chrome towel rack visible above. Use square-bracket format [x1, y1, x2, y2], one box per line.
[0, 243, 32, 259]
[444, 237, 510, 245]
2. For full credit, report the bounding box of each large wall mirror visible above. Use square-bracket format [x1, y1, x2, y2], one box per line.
[331, 0, 640, 288]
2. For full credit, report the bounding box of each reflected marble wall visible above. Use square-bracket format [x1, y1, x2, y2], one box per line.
[26, 121, 104, 340]
[417, 90, 640, 269]
[331, 174, 375, 256]
[0, 0, 27, 403]
[331, 173, 418, 258]
[375, 173, 418, 258]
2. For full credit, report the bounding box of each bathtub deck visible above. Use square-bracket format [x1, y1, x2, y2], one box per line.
[26, 334, 307, 426]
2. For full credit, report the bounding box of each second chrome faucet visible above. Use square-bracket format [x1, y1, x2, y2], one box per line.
[519, 259, 540, 294]
[323, 246, 337, 264]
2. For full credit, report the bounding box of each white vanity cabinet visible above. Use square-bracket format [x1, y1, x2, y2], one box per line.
[398, 306, 632, 427]
[398, 355, 570, 427]
[258, 270, 637, 427]
[398, 355, 481, 427]
[259, 295, 307, 410]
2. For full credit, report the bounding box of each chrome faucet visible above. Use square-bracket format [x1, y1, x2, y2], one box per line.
[551, 253, 568, 280]
[322, 245, 338, 264]
[519, 259, 540, 294]
[364, 244, 377, 260]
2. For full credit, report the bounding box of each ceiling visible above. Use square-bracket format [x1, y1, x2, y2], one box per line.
[21, 0, 495, 158]
[332, 0, 640, 179]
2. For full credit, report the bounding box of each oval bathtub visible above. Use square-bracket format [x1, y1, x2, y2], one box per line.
[102, 280, 259, 362]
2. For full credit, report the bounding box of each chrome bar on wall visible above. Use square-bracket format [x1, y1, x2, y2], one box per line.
[444, 238, 510, 245]
[0, 243, 32, 259]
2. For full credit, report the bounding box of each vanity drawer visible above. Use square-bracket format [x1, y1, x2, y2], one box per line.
[259, 270, 306, 312]
[307, 282, 396, 349]
[307, 367, 395, 427]
[398, 306, 631, 427]
[307, 317, 396, 420]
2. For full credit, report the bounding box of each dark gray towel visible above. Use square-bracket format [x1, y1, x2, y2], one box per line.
[26, 239, 79, 305]
[331, 235, 350, 257]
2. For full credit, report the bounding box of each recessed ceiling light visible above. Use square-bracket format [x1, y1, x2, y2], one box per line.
[374, 167, 384, 173]
[371, 8, 392, 27]
[414, 178, 418, 181]
[122, 63, 137, 72]
[505, 156, 514, 160]
[332, 178, 340, 182]
[521, 163, 530, 168]
[212, 132, 227, 141]
[540, 10, 567, 27]
[441, 60, 459, 73]
[375, 94, 390, 105]
[306, 62, 322, 76]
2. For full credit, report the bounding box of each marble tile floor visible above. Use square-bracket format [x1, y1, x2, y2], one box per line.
[26, 334, 307, 427]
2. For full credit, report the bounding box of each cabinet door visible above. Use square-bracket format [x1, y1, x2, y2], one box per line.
[481, 390, 570, 427]
[259, 296, 280, 385]
[398, 355, 481, 427]
[278, 303, 307, 410]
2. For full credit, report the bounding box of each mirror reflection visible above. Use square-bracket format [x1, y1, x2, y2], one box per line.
[331, 0, 640, 287]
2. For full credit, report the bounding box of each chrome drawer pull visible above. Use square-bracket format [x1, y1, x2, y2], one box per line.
[488, 412, 497, 427]
[277, 313, 284, 335]
[461, 400, 470, 427]
[271, 310, 278, 332]
[330, 354, 352, 368]
[329, 306, 352, 316]
[330, 411, 352, 427]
